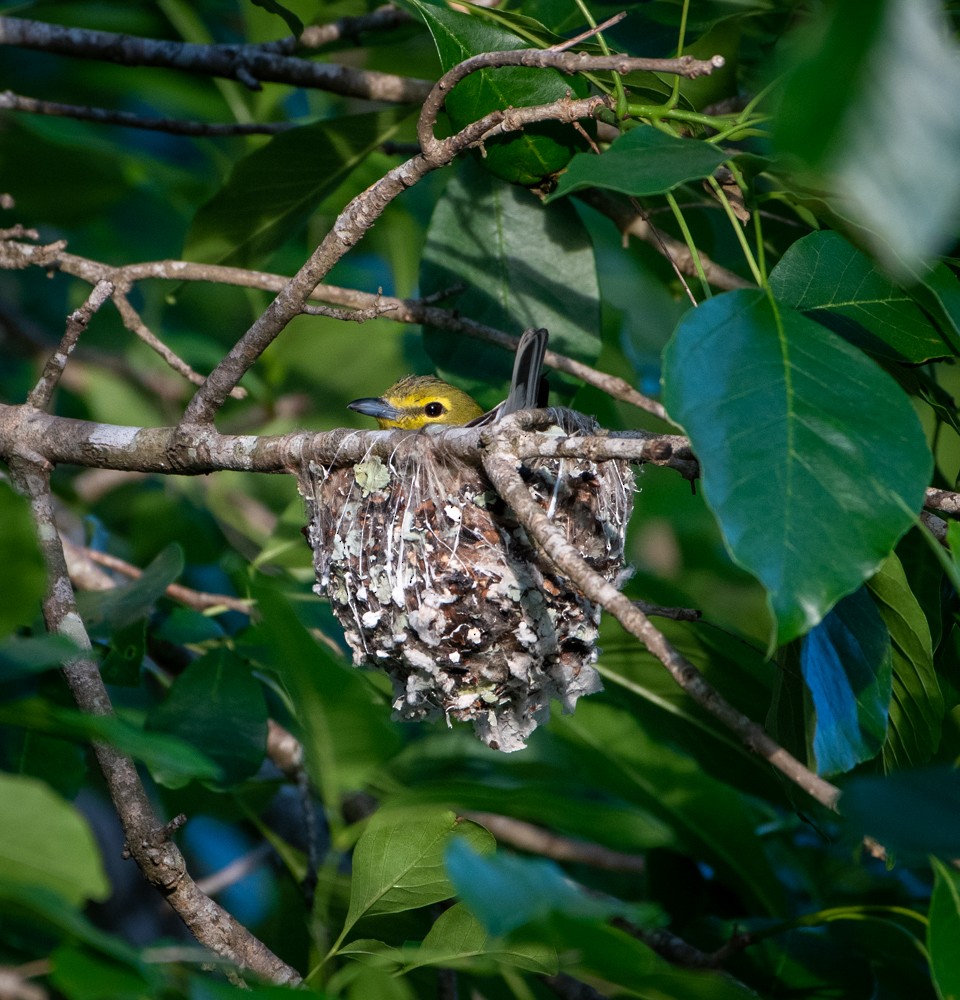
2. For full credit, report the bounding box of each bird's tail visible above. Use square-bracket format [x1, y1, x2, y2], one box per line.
[468, 327, 549, 426]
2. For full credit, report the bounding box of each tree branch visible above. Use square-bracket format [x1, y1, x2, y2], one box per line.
[6, 455, 300, 985]
[0, 17, 431, 103]
[479, 415, 841, 812]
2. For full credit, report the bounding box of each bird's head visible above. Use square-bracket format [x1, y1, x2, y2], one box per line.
[347, 374, 484, 429]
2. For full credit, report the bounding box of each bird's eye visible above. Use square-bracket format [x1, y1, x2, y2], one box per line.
[424, 401, 445, 418]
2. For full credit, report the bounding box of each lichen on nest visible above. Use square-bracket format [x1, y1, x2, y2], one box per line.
[299, 409, 634, 752]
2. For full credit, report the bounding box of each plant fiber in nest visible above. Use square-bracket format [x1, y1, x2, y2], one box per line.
[299, 410, 633, 752]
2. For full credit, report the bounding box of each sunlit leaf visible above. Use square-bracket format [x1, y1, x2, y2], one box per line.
[549, 127, 729, 202]
[341, 808, 493, 939]
[0, 773, 108, 906]
[769, 231, 956, 362]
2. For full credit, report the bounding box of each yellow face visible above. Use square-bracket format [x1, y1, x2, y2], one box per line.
[348, 375, 484, 429]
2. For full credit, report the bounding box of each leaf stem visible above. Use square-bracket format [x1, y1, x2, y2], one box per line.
[707, 175, 763, 287]
[665, 190, 710, 299]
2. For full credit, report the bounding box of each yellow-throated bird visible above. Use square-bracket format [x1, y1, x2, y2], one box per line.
[347, 327, 548, 429]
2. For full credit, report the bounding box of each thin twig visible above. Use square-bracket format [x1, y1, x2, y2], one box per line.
[27, 280, 113, 410]
[464, 811, 645, 872]
[0, 90, 291, 136]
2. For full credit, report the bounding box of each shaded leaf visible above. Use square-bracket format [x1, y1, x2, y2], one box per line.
[0, 698, 221, 784]
[769, 231, 955, 362]
[868, 555, 943, 769]
[247, 585, 400, 809]
[841, 767, 960, 861]
[661, 289, 931, 644]
[147, 647, 268, 788]
[78, 545, 183, 637]
[0, 634, 78, 679]
[549, 127, 729, 202]
[445, 838, 654, 937]
[0, 773, 108, 906]
[406, 902, 557, 974]
[185, 109, 415, 267]
[929, 858, 960, 1000]
[800, 586, 892, 776]
[421, 158, 600, 409]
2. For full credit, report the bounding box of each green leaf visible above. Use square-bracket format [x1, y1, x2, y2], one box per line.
[340, 808, 494, 941]
[800, 587, 892, 776]
[247, 585, 400, 809]
[910, 262, 960, 349]
[548, 127, 729, 201]
[868, 555, 943, 769]
[553, 700, 787, 916]
[769, 231, 956, 362]
[0, 633, 78, 679]
[421, 158, 600, 409]
[185, 109, 415, 267]
[147, 648, 268, 788]
[0, 481, 47, 639]
[661, 289, 931, 645]
[77, 544, 184, 637]
[50, 945, 155, 1000]
[445, 838, 651, 937]
[406, 902, 557, 974]
[0, 773, 108, 907]
[404, 0, 587, 184]
[929, 857, 960, 1000]
[0, 698, 222, 784]
[841, 767, 960, 861]
[776, 0, 960, 275]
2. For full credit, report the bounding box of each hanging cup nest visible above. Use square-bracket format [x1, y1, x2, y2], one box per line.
[299, 409, 634, 752]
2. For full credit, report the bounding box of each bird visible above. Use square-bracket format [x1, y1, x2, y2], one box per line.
[347, 327, 549, 429]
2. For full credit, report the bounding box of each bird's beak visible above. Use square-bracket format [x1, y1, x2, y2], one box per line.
[347, 396, 402, 423]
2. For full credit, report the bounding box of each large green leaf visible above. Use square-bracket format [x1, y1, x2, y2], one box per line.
[548, 126, 729, 202]
[339, 808, 493, 941]
[800, 586, 892, 776]
[404, 0, 588, 184]
[868, 555, 943, 769]
[147, 647, 268, 789]
[929, 857, 960, 1000]
[0, 773, 108, 907]
[776, 0, 960, 275]
[769, 231, 956, 362]
[421, 158, 600, 408]
[185, 109, 415, 267]
[661, 289, 931, 645]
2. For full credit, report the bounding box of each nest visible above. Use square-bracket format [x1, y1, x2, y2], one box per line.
[299, 410, 634, 752]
